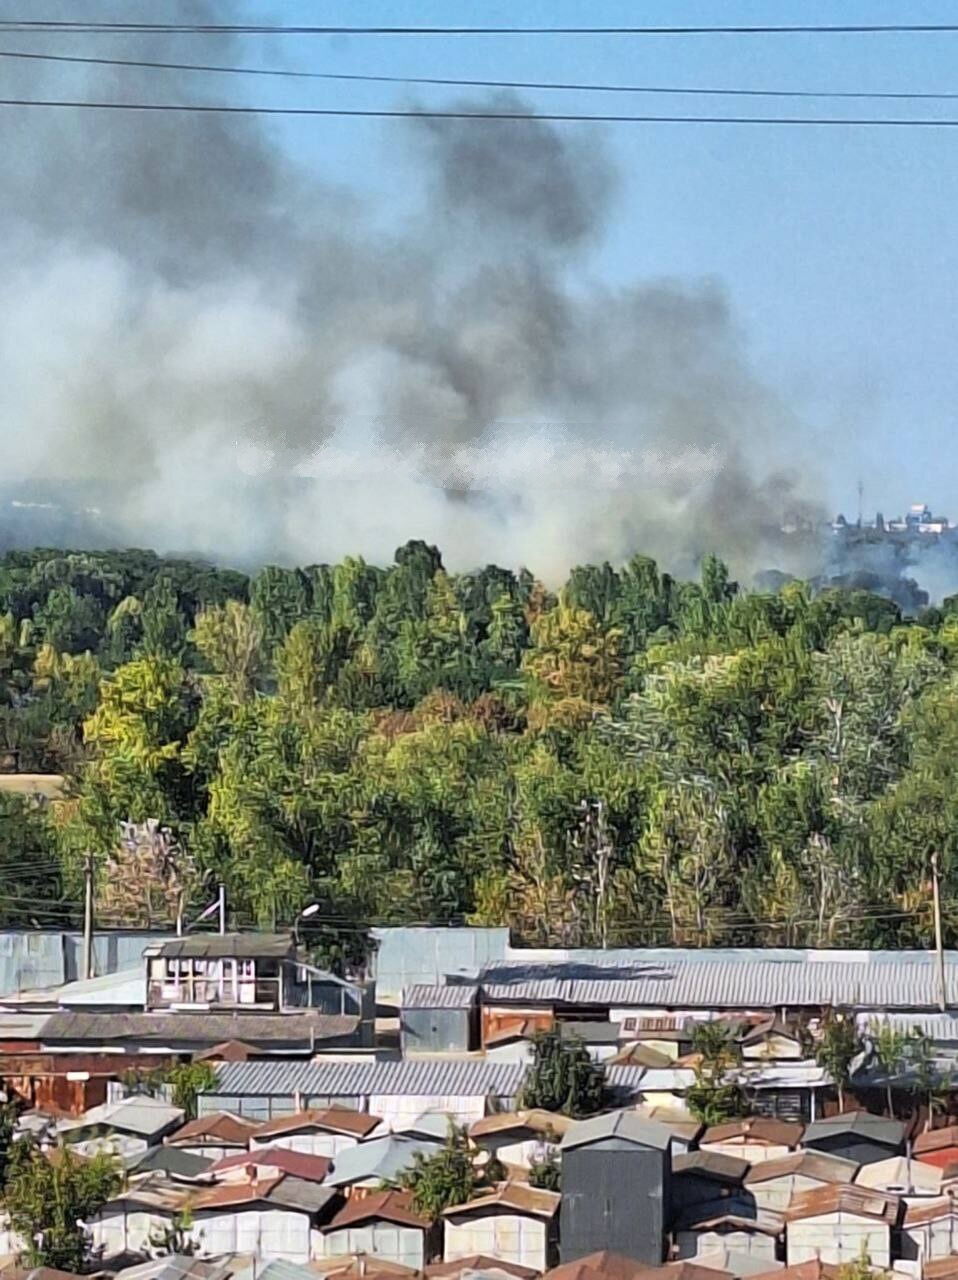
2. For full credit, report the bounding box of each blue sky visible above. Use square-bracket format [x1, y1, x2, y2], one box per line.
[215, 0, 958, 525]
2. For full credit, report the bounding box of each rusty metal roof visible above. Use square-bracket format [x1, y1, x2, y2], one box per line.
[701, 1118, 804, 1148]
[784, 1184, 901, 1223]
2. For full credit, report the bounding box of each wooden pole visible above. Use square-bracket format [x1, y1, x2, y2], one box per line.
[932, 852, 948, 1012]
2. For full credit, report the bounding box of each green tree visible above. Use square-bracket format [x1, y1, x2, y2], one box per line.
[870, 1022, 909, 1119]
[519, 1030, 606, 1117]
[5, 1139, 120, 1272]
[686, 1020, 748, 1126]
[162, 1060, 217, 1121]
[815, 1008, 864, 1112]
[396, 1123, 478, 1220]
[191, 601, 264, 700]
[528, 1148, 561, 1191]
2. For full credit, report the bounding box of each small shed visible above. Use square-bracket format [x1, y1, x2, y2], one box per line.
[670, 1151, 750, 1211]
[470, 1110, 572, 1169]
[58, 1095, 185, 1161]
[672, 1205, 782, 1263]
[744, 1151, 858, 1213]
[914, 1125, 958, 1169]
[784, 1185, 900, 1267]
[560, 1110, 673, 1264]
[90, 1174, 192, 1259]
[739, 1019, 805, 1063]
[700, 1118, 803, 1165]
[251, 1107, 380, 1157]
[443, 1184, 561, 1272]
[401, 985, 479, 1055]
[166, 1111, 258, 1158]
[855, 1155, 943, 1201]
[189, 1170, 336, 1263]
[317, 1190, 431, 1269]
[802, 1113, 905, 1167]
[900, 1197, 958, 1264]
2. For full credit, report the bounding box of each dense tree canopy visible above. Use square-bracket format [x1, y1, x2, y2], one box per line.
[0, 542, 956, 950]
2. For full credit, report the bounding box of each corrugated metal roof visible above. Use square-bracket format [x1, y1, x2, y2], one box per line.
[208, 1058, 646, 1099]
[804, 1112, 905, 1145]
[561, 1110, 672, 1151]
[402, 984, 478, 1010]
[324, 1134, 443, 1187]
[481, 957, 958, 1010]
[154, 935, 293, 960]
[868, 1013, 958, 1040]
[41, 1010, 358, 1046]
[258, 1263, 315, 1280]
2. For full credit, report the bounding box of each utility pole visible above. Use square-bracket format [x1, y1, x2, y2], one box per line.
[217, 882, 226, 936]
[932, 852, 948, 1012]
[82, 851, 95, 981]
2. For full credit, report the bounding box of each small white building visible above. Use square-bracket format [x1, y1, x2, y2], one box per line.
[901, 1198, 958, 1265]
[784, 1185, 899, 1268]
[673, 1209, 783, 1263]
[315, 1190, 431, 1269]
[91, 1174, 192, 1259]
[250, 1108, 380, 1157]
[166, 1111, 259, 1159]
[855, 1156, 943, 1203]
[739, 1019, 806, 1063]
[58, 1095, 185, 1162]
[442, 1184, 560, 1272]
[188, 1170, 336, 1263]
[744, 1151, 858, 1213]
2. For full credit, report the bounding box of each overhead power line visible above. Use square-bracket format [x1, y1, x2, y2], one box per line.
[4, 21, 958, 36]
[4, 48, 957, 103]
[5, 96, 958, 127]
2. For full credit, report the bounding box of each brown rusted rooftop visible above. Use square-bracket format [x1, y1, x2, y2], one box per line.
[326, 1190, 429, 1231]
[702, 1118, 804, 1148]
[784, 1184, 901, 1224]
[252, 1107, 381, 1141]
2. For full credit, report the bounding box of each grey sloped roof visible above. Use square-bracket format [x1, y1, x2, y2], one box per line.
[324, 1134, 443, 1187]
[561, 1109, 673, 1152]
[154, 934, 293, 960]
[128, 1145, 213, 1179]
[479, 956, 958, 1011]
[804, 1112, 905, 1145]
[402, 984, 478, 1010]
[257, 1263, 316, 1280]
[208, 1058, 646, 1100]
[41, 1010, 358, 1046]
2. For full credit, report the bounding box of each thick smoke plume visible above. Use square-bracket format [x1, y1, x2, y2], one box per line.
[0, 2, 826, 582]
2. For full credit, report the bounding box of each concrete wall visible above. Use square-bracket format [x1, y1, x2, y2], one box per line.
[787, 1215, 891, 1267]
[320, 1223, 425, 1269]
[443, 1212, 551, 1271]
[676, 1230, 778, 1261]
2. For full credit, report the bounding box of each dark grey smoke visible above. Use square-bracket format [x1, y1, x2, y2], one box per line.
[0, 0, 827, 581]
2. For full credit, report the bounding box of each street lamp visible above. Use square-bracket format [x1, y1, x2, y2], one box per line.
[294, 902, 321, 946]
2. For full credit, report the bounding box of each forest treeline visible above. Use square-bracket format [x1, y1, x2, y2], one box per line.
[2, 541, 958, 954]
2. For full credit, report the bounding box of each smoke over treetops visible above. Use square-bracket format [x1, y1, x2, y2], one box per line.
[1, 3, 826, 583]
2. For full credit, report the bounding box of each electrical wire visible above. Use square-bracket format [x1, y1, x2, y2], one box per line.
[2, 48, 957, 103]
[4, 21, 958, 36]
[5, 97, 958, 127]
